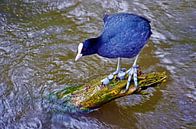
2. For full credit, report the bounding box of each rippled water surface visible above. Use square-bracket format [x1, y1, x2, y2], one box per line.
[0, 0, 195, 129]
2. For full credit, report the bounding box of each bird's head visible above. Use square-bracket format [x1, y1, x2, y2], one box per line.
[75, 38, 98, 61]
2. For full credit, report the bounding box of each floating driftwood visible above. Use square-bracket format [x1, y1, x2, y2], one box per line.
[49, 71, 167, 112]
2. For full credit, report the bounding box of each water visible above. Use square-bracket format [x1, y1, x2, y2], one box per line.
[0, 0, 195, 129]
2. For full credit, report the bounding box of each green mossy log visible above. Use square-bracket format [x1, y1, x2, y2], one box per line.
[52, 71, 167, 111]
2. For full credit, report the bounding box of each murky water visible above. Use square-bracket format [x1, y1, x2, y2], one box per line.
[0, 0, 195, 129]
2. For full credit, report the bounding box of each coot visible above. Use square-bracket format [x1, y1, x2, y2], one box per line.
[75, 13, 152, 91]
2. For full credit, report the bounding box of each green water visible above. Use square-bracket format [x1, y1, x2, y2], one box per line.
[0, 0, 195, 129]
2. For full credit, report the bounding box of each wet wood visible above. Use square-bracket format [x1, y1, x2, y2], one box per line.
[52, 71, 167, 111]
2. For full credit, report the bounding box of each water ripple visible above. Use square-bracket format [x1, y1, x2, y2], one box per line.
[0, 0, 195, 128]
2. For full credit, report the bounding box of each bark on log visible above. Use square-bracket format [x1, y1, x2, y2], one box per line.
[50, 71, 167, 112]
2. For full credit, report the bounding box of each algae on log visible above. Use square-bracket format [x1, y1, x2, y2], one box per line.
[52, 72, 167, 111]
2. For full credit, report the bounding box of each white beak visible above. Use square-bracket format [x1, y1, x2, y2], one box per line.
[75, 43, 83, 61]
[75, 53, 82, 61]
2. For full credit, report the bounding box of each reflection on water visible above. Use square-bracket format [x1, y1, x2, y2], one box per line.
[0, 0, 195, 129]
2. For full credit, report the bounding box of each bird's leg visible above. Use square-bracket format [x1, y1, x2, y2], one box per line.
[116, 59, 126, 80]
[101, 58, 126, 85]
[125, 54, 139, 91]
[101, 58, 121, 85]
[113, 58, 121, 75]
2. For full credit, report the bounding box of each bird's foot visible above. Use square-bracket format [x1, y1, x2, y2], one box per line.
[101, 68, 126, 85]
[125, 65, 139, 92]
[101, 74, 114, 85]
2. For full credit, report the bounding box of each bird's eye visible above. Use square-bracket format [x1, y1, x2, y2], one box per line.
[82, 48, 86, 52]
